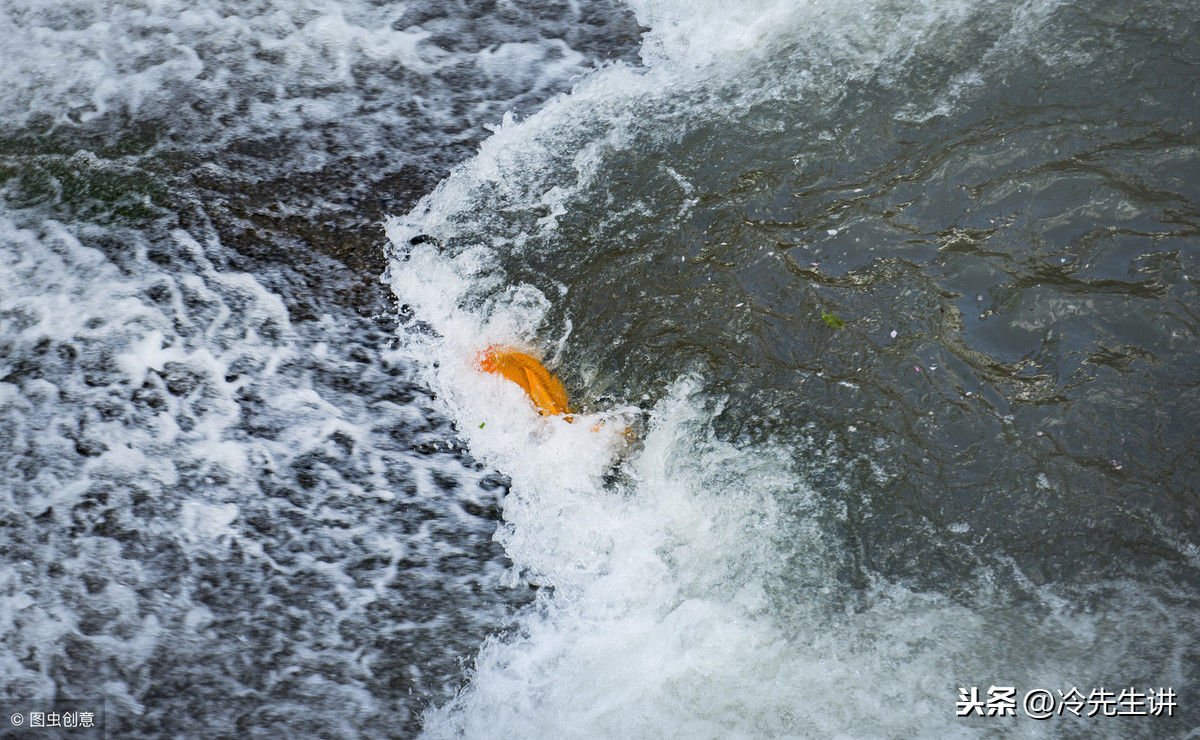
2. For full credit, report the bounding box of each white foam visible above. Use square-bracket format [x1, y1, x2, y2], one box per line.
[0, 198, 531, 725]
[420, 380, 1096, 738]
[180, 500, 240, 542]
[0, 0, 632, 177]
[626, 0, 812, 67]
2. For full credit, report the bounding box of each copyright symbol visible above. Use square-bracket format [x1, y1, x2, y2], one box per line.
[10, 713, 23, 725]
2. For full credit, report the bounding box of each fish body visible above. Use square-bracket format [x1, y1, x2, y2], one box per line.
[475, 345, 571, 416]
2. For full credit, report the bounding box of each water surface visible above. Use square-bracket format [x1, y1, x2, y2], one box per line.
[1, 0, 1197, 737]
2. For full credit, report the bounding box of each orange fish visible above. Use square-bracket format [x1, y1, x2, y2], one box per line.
[475, 345, 571, 417]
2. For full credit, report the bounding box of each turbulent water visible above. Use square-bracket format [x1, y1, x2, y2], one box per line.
[2, 0, 1199, 738]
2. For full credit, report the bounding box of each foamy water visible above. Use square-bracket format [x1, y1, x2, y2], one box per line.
[0, 205, 535, 734]
[1, 0, 644, 735]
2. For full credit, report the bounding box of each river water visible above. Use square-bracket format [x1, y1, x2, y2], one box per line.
[2, 0, 1198, 738]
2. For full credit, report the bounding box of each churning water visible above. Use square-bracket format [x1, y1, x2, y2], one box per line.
[2, 0, 1199, 737]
